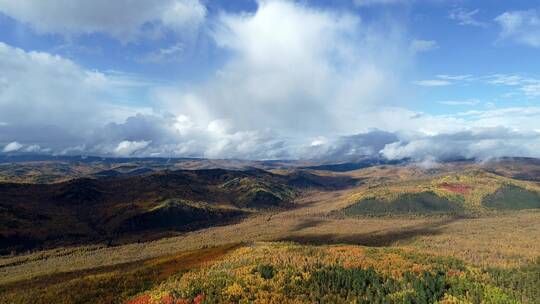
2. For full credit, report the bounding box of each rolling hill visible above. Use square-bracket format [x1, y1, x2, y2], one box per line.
[0, 168, 354, 254]
[341, 170, 540, 216]
[0, 159, 539, 303]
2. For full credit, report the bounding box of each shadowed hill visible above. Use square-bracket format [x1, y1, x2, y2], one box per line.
[0, 168, 355, 254]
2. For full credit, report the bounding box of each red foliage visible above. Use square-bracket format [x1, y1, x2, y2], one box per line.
[439, 182, 471, 195]
[193, 293, 205, 304]
[126, 295, 153, 304]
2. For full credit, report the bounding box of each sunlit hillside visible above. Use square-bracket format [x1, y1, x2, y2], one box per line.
[2, 0, 540, 302]
[341, 171, 540, 216]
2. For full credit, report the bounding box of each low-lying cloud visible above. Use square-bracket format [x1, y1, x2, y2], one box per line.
[382, 127, 540, 162]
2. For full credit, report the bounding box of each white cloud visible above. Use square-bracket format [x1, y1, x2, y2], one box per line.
[77, 112, 289, 159]
[113, 140, 151, 157]
[3, 1, 540, 162]
[138, 43, 185, 63]
[310, 137, 327, 147]
[0, 0, 414, 160]
[0, 42, 151, 149]
[521, 83, 540, 97]
[413, 79, 451, 86]
[300, 130, 398, 161]
[487, 74, 527, 86]
[368, 106, 540, 162]
[155, 0, 411, 139]
[438, 99, 480, 106]
[495, 9, 540, 48]
[436, 74, 475, 81]
[2, 141, 23, 152]
[23, 144, 42, 153]
[420, 73, 540, 99]
[0, 0, 206, 42]
[381, 127, 540, 161]
[457, 107, 540, 130]
[160, 0, 206, 32]
[410, 39, 439, 53]
[485, 74, 540, 98]
[290, 106, 540, 161]
[449, 8, 488, 28]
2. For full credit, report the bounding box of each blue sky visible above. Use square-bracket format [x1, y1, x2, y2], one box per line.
[1, 0, 540, 161]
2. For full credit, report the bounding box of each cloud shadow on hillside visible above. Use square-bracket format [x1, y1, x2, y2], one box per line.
[279, 216, 463, 247]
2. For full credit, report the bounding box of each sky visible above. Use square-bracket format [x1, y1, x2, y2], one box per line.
[1, 0, 540, 161]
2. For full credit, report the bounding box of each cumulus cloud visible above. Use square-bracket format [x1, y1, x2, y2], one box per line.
[0, 1, 423, 160]
[0, 0, 206, 42]
[300, 130, 399, 161]
[0, 1, 393, 159]
[2, 1, 540, 163]
[0, 42, 151, 149]
[375, 106, 540, 162]
[155, 0, 410, 141]
[2, 141, 23, 153]
[95, 106, 540, 161]
[71, 113, 289, 159]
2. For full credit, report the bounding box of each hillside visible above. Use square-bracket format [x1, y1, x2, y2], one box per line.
[0, 157, 315, 184]
[1, 242, 537, 304]
[0, 168, 352, 254]
[341, 170, 540, 216]
[0, 160, 539, 303]
[133, 242, 538, 304]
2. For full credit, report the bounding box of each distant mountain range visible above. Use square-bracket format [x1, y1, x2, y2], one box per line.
[2, 155, 540, 254]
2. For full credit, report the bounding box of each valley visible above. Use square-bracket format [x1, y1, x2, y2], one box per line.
[3, 1, 540, 302]
[0, 158, 539, 303]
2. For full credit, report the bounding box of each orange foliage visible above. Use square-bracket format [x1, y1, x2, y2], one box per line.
[160, 295, 175, 304]
[126, 295, 152, 304]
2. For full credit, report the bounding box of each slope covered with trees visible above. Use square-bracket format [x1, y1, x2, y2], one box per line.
[342, 170, 540, 216]
[1, 168, 351, 254]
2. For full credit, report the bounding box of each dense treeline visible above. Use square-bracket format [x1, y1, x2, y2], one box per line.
[129, 243, 538, 304]
[487, 257, 540, 303]
[2, 242, 537, 304]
